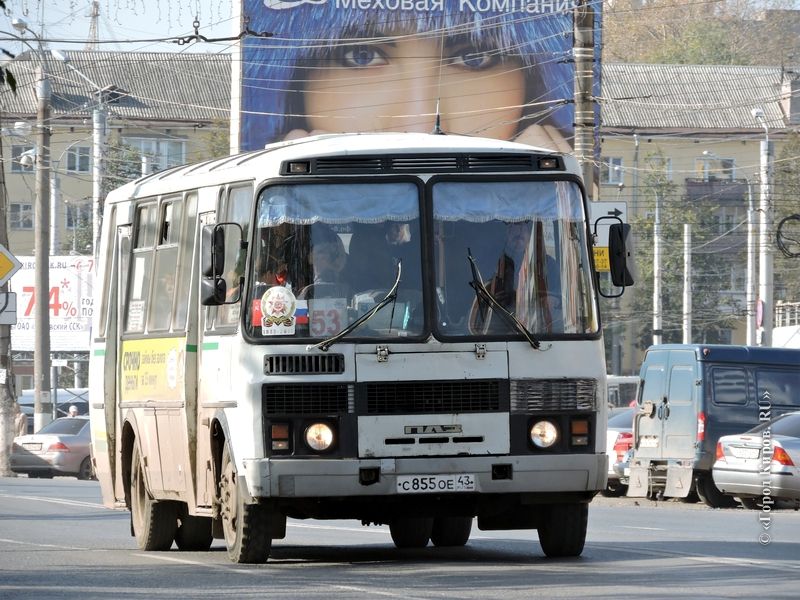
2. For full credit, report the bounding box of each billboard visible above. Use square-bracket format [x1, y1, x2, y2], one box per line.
[236, 0, 594, 152]
[8, 256, 95, 352]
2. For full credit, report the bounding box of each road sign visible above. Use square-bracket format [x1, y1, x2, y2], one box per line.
[0, 244, 22, 287]
[588, 202, 628, 247]
[0, 292, 17, 325]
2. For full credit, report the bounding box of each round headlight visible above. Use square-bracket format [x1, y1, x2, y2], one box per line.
[305, 422, 334, 452]
[530, 420, 558, 448]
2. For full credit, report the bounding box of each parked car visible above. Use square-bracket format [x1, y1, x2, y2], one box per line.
[628, 345, 800, 508]
[712, 411, 800, 509]
[603, 407, 635, 497]
[16, 388, 89, 433]
[11, 416, 94, 480]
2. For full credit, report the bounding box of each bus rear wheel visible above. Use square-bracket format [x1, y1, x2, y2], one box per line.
[130, 444, 177, 551]
[389, 517, 433, 548]
[537, 503, 588, 558]
[219, 443, 272, 563]
[431, 516, 472, 547]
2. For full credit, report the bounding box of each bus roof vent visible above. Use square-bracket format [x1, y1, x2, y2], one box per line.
[390, 156, 460, 171]
[313, 157, 384, 174]
[264, 354, 345, 375]
[467, 154, 538, 171]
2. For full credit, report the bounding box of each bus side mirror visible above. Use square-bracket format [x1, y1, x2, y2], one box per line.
[608, 223, 636, 287]
[201, 223, 243, 306]
[202, 225, 225, 278]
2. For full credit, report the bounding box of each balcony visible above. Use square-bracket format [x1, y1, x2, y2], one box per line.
[683, 178, 749, 203]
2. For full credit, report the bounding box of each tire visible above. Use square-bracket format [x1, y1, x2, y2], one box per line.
[218, 442, 272, 564]
[601, 482, 627, 498]
[389, 517, 433, 549]
[680, 487, 700, 504]
[537, 503, 588, 558]
[175, 509, 214, 551]
[77, 457, 93, 481]
[696, 475, 737, 509]
[130, 444, 178, 551]
[431, 517, 472, 547]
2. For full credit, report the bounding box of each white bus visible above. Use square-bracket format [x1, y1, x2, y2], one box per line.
[89, 132, 632, 563]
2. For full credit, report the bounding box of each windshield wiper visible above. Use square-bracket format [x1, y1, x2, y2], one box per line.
[467, 251, 541, 350]
[308, 261, 402, 352]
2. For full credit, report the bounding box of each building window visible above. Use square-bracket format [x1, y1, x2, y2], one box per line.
[11, 144, 35, 173]
[601, 157, 623, 184]
[123, 137, 186, 173]
[10, 203, 33, 229]
[647, 156, 673, 181]
[695, 157, 735, 181]
[66, 202, 92, 230]
[66, 146, 91, 173]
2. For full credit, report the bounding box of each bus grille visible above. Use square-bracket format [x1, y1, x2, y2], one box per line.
[361, 380, 505, 415]
[263, 384, 352, 415]
[264, 354, 345, 375]
[510, 379, 597, 412]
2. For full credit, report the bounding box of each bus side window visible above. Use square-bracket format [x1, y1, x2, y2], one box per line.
[148, 197, 183, 332]
[216, 185, 252, 328]
[124, 203, 157, 333]
[173, 193, 198, 330]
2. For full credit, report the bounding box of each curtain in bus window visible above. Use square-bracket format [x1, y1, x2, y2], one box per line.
[258, 183, 418, 226]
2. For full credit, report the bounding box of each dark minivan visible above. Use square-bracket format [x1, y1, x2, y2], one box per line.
[627, 345, 800, 507]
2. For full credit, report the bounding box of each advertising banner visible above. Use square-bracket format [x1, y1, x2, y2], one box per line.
[237, 0, 596, 152]
[8, 256, 95, 352]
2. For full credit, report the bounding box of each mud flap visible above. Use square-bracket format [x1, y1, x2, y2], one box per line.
[626, 462, 650, 497]
[664, 462, 694, 498]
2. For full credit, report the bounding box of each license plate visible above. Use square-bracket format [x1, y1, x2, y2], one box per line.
[397, 474, 476, 494]
[730, 446, 760, 459]
[22, 443, 42, 451]
[639, 436, 659, 448]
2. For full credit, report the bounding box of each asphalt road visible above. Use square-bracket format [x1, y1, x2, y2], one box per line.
[1, 476, 798, 599]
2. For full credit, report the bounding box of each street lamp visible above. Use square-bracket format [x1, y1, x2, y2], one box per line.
[51, 50, 107, 258]
[751, 107, 774, 347]
[11, 16, 52, 431]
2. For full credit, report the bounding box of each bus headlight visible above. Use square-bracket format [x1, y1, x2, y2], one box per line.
[530, 420, 558, 449]
[305, 422, 335, 452]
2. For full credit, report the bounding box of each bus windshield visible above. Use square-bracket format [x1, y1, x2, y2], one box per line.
[246, 182, 424, 340]
[432, 180, 597, 337]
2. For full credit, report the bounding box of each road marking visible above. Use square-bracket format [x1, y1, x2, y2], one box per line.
[619, 525, 666, 531]
[0, 537, 88, 551]
[0, 492, 106, 510]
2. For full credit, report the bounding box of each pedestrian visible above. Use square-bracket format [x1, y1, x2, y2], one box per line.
[14, 402, 28, 437]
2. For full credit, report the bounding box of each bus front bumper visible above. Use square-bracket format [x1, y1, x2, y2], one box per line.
[242, 453, 607, 500]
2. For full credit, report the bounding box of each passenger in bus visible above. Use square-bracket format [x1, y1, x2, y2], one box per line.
[239, 3, 573, 153]
[298, 226, 349, 300]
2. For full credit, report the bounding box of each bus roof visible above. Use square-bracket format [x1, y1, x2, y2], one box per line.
[105, 132, 579, 204]
[646, 344, 800, 366]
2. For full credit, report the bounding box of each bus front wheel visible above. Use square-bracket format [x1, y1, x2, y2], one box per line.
[389, 517, 433, 548]
[537, 503, 588, 558]
[130, 444, 177, 551]
[219, 442, 272, 563]
[431, 516, 472, 547]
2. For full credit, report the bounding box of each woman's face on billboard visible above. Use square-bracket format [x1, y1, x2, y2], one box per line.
[301, 36, 526, 139]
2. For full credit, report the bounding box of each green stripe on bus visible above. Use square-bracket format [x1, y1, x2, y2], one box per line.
[94, 349, 105, 356]
[202, 342, 219, 350]
[186, 344, 198, 353]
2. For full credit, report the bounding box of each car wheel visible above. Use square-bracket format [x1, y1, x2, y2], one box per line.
[130, 444, 177, 551]
[389, 517, 433, 548]
[537, 503, 588, 558]
[218, 442, 272, 563]
[431, 516, 472, 547]
[696, 475, 737, 509]
[175, 506, 214, 551]
[601, 482, 628, 497]
[77, 457, 93, 481]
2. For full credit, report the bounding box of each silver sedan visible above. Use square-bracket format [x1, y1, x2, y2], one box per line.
[11, 416, 94, 480]
[712, 411, 800, 509]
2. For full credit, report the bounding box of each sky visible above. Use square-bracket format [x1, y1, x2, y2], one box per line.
[2, 0, 237, 54]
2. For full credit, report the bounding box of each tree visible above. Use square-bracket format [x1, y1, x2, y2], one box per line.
[625, 151, 741, 352]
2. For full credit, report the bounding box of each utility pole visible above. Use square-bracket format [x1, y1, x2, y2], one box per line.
[92, 105, 107, 256]
[682, 224, 692, 344]
[746, 179, 757, 346]
[752, 108, 774, 346]
[652, 190, 662, 345]
[573, 0, 595, 201]
[34, 64, 53, 431]
[0, 123, 17, 476]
